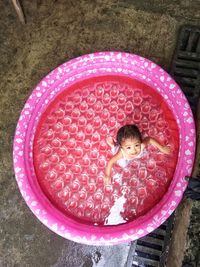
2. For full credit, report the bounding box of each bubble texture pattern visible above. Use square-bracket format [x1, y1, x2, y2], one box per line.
[34, 76, 179, 225]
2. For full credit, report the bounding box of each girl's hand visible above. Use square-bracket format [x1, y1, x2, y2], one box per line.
[104, 175, 111, 185]
[161, 145, 171, 154]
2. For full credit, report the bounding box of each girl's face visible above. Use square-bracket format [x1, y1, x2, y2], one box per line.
[121, 137, 142, 159]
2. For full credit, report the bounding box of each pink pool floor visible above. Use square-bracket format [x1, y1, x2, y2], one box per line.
[33, 75, 179, 225]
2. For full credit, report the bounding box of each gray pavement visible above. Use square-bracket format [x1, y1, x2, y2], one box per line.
[0, 1, 200, 266]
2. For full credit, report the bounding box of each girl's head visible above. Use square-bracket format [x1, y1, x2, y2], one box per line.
[116, 125, 142, 145]
[116, 125, 142, 159]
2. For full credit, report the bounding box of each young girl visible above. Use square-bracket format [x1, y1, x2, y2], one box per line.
[104, 124, 170, 184]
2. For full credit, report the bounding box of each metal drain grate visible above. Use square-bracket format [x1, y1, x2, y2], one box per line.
[126, 215, 174, 267]
[170, 25, 200, 114]
[126, 25, 200, 267]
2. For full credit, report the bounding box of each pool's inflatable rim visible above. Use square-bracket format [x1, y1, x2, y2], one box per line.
[13, 52, 196, 245]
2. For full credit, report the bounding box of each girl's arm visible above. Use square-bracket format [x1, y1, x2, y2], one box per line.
[143, 137, 170, 154]
[104, 150, 123, 184]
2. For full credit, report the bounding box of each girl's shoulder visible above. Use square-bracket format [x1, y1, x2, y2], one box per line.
[113, 149, 123, 162]
[140, 143, 146, 152]
[142, 137, 150, 146]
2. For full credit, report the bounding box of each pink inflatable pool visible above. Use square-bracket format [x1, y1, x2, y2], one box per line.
[13, 52, 195, 245]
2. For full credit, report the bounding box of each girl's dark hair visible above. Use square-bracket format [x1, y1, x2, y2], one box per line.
[116, 125, 142, 145]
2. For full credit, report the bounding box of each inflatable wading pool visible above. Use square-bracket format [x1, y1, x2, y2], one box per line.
[13, 52, 196, 245]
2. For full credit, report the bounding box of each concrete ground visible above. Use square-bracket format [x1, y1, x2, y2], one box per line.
[0, 1, 200, 266]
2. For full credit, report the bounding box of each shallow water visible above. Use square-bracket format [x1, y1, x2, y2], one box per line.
[33, 75, 179, 225]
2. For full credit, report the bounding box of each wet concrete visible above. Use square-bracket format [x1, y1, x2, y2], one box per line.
[183, 200, 200, 267]
[0, 0, 200, 266]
